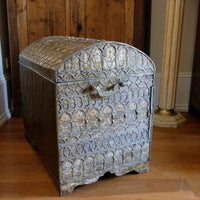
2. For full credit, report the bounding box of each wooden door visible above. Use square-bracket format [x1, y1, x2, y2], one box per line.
[189, 2, 200, 116]
[7, 0, 151, 116]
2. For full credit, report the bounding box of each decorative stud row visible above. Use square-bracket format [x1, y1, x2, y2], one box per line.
[59, 130, 149, 159]
[57, 43, 155, 82]
[60, 142, 150, 182]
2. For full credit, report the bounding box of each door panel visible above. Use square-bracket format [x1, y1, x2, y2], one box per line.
[7, 0, 151, 116]
[189, 2, 200, 116]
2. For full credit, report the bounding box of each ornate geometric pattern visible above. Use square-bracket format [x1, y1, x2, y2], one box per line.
[19, 36, 156, 194]
[19, 36, 155, 83]
[56, 42, 155, 82]
[19, 36, 101, 70]
[57, 75, 154, 187]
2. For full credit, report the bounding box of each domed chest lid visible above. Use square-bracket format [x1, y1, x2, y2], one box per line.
[19, 36, 155, 83]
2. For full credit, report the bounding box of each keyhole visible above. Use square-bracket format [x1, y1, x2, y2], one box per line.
[77, 24, 82, 32]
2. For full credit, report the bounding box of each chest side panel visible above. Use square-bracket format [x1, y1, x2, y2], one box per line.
[20, 65, 59, 187]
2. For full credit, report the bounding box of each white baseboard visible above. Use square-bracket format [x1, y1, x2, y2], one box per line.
[3, 72, 12, 82]
[175, 104, 190, 112]
[0, 72, 11, 85]
[0, 72, 11, 127]
[155, 72, 192, 112]
[0, 110, 11, 127]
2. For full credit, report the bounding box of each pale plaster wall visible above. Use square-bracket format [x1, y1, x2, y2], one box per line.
[150, 0, 199, 111]
[179, 0, 199, 72]
[150, 0, 166, 73]
[150, 0, 199, 73]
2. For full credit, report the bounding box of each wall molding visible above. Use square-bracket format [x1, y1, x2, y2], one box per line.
[0, 109, 11, 127]
[177, 72, 192, 78]
[0, 72, 11, 84]
[0, 72, 12, 127]
[155, 72, 192, 112]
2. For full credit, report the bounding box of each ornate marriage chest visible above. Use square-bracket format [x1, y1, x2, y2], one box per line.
[19, 36, 156, 195]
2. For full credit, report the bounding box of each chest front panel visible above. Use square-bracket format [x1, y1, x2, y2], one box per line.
[57, 74, 154, 184]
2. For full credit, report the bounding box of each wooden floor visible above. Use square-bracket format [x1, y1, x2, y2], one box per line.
[0, 113, 200, 200]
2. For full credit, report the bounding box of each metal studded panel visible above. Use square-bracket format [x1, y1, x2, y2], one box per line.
[20, 36, 101, 71]
[19, 36, 155, 83]
[19, 36, 156, 195]
[57, 75, 154, 193]
[56, 42, 155, 82]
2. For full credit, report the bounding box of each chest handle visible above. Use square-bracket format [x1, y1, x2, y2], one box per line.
[93, 82, 125, 98]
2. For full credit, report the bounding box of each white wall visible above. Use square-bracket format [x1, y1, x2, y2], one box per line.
[0, 0, 11, 126]
[150, 0, 199, 111]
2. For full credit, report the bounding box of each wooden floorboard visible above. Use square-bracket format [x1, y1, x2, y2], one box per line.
[0, 113, 199, 199]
